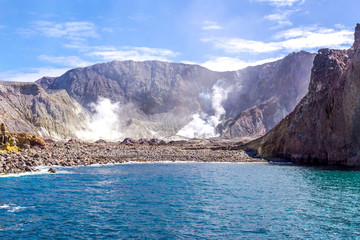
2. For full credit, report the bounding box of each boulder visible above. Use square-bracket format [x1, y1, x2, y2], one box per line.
[120, 138, 138, 145]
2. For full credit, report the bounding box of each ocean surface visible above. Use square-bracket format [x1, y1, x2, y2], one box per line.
[1, 162, 360, 239]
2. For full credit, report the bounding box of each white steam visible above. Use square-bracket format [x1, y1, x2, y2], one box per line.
[75, 97, 123, 141]
[176, 80, 231, 138]
[212, 82, 228, 119]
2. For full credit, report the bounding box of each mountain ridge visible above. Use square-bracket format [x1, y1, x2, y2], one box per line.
[0, 51, 316, 141]
[36, 52, 314, 140]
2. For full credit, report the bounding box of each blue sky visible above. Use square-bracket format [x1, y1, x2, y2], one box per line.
[0, 0, 359, 81]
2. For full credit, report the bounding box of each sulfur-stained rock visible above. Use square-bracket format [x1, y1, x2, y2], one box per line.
[0, 123, 46, 151]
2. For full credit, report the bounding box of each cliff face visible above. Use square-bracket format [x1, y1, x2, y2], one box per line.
[220, 97, 281, 139]
[37, 61, 225, 114]
[221, 51, 314, 138]
[248, 24, 360, 166]
[0, 81, 90, 139]
[37, 53, 314, 139]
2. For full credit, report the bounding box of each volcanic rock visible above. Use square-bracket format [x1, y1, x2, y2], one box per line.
[120, 138, 138, 145]
[0, 81, 91, 139]
[220, 51, 315, 138]
[149, 138, 166, 145]
[0, 123, 46, 150]
[247, 24, 360, 166]
[37, 54, 314, 139]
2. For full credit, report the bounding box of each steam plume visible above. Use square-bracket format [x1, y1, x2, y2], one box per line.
[75, 97, 123, 141]
[177, 80, 230, 138]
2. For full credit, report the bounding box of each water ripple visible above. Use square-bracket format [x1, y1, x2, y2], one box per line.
[0, 163, 360, 239]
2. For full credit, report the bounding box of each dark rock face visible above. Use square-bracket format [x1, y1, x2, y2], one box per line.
[37, 61, 224, 114]
[219, 51, 315, 138]
[37, 53, 314, 139]
[220, 97, 280, 138]
[248, 24, 360, 166]
[0, 81, 90, 138]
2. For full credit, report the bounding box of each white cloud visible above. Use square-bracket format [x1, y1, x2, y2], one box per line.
[0, 67, 68, 82]
[275, 27, 353, 50]
[62, 42, 180, 62]
[334, 24, 346, 29]
[203, 26, 353, 54]
[201, 37, 281, 53]
[33, 21, 98, 40]
[63, 43, 116, 53]
[202, 21, 222, 30]
[264, 10, 295, 28]
[38, 55, 93, 68]
[255, 0, 304, 7]
[88, 46, 180, 62]
[202, 56, 283, 71]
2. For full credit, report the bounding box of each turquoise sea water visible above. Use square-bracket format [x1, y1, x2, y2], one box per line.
[1, 162, 360, 239]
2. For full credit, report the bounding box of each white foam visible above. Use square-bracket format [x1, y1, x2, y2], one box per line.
[0, 204, 28, 212]
[8, 206, 27, 213]
[34, 166, 72, 174]
[0, 166, 71, 178]
[0, 171, 49, 178]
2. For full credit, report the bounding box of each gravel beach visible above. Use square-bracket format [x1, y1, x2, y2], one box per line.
[0, 140, 265, 174]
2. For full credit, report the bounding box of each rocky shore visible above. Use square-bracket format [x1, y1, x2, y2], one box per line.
[0, 139, 264, 175]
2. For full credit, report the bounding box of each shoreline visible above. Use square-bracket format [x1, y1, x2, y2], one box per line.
[0, 140, 266, 175]
[0, 161, 269, 178]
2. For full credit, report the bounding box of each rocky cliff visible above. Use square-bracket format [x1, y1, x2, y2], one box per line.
[0, 81, 90, 139]
[220, 51, 314, 138]
[247, 24, 360, 166]
[36, 53, 314, 139]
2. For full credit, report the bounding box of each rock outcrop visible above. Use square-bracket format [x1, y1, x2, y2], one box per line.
[0, 81, 91, 139]
[220, 51, 314, 138]
[220, 97, 280, 139]
[0, 123, 46, 153]
[247, 24, 360, 166]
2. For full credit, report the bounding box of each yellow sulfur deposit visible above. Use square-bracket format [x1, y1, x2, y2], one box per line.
[0, 137, 20, 153]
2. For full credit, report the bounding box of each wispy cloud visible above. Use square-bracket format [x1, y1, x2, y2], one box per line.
[62, 41, 180, 62]
[33, 21, 98, 41]
[264, 10, 296, 28]
[38, 55, 93, 68]
[0, 67, 69, 82]
[202, 26, 353, 54]
[128, 14, 149, 23]
[201, 37, 281, 53]
[202, 21, 222, 30]
[88, 46, 180, 62]
[0, 45, 179, 82]
[274, 26, 353, 49]
[202, 56, 283, 71]
[255, 0, 304, 7]
[258, 0, 304, 28]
